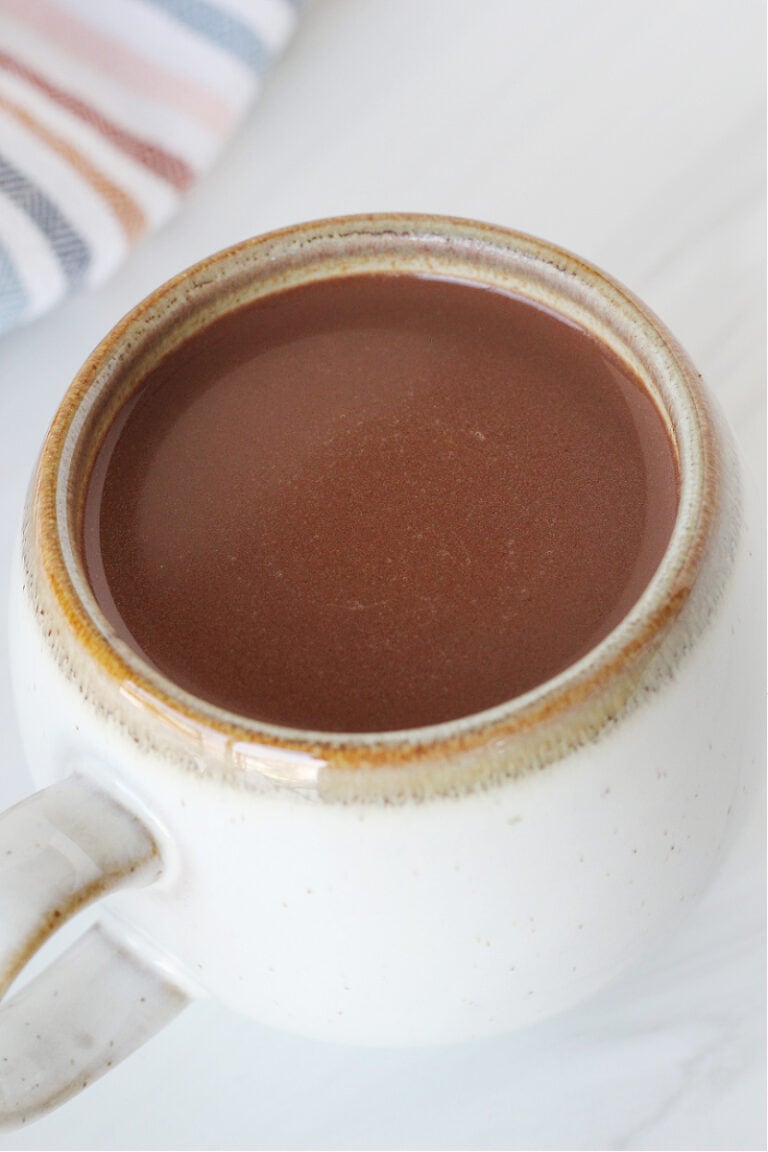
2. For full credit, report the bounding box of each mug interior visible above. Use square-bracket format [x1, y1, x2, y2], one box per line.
[31, 215, 721, 791]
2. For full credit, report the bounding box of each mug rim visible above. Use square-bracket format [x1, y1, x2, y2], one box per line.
[29, 213, 721, 775]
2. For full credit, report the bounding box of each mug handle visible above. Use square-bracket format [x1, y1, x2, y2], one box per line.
[0, 774, 188, 1130]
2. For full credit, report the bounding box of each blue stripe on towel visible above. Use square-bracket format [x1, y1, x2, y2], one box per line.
[0, 241, 28, 334]
[0, 154, 90, 287]
[146, 0, 271, 73]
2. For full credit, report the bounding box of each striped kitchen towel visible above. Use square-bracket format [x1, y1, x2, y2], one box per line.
[0, 0, 301, 337]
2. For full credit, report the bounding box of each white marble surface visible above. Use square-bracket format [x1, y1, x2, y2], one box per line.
[0, 1, 764, 1147]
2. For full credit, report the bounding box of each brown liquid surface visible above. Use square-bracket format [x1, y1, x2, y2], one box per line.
[83, 274, 678, 732]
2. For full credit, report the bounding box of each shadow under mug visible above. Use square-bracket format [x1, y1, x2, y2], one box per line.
[1, 215, 760, 1129]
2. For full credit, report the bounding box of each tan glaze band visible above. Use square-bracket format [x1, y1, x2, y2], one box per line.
[25, 215, 734, 802]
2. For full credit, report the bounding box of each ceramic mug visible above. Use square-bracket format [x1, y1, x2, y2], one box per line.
[1, 215, 760, 1129]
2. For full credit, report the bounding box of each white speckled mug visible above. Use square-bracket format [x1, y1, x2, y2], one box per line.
[1, 216, 760, 1129]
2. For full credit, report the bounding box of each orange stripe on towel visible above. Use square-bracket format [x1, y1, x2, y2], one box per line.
[0, 94, 146, 241]
[1, 0, 235, 133]
[0, 48, 194, 192]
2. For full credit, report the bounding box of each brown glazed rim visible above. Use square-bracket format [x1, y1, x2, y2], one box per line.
[32, 214, 718, 775]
